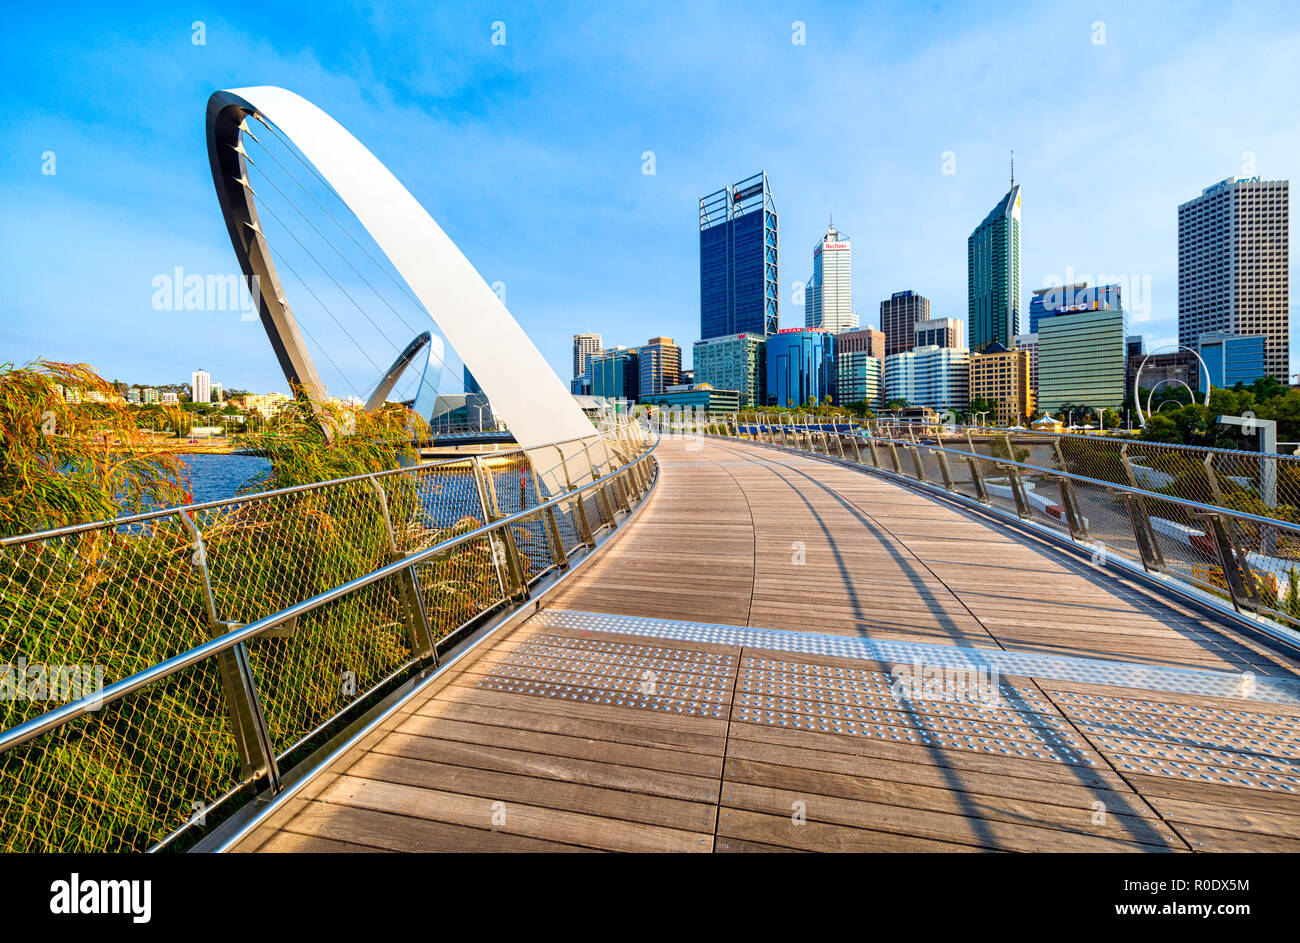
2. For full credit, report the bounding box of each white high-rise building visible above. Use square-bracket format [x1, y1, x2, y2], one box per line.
[572, 333, 602, 380]
[1014, 333, 1039, 397]
[805, 223, 856, 333]
[191, 369, 211, 404]
[1178, 176, 1290, 381]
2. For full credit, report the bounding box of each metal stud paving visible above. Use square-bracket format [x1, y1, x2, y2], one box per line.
[534, 609, 1300, 706]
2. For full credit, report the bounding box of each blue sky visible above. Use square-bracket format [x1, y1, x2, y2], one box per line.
[2, 0, 1298, 394]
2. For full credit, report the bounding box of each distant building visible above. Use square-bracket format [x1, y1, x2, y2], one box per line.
[1178, 176, 1290, 381]
[880, 290, 931, 357]
[238, 391, 292, 417]
[642, 383, 740, 413]
[1039, 306, 1127, 412]
[693, 333, 766, 409]
[805, 222, 855, 333]
[1014, 333, 1038, 398]
[884, 345, 970, 413]
[1029, 282, 1122, 334]
[637, 337, 681, 397]
[142, 388, 160, 405]
[836, 352, 884, 412]
[1127, 335, 1145, 360]
[211, 383, 224, 404]
[191, 370, 211, 404]
[570, 375, 591, 396]
[572, 333, 602, 381]
[1129, 350, 1199, 405]
[968, 183, 1022, 352]
[836, 326, 886, 358]
[160, 391, 180, 405]
[766, 328, 834, 407]
[1198, 332, 1267, 392]
[464, 368, 494, 427]
[700, 172, 779, 340]
[126, 387, 142, 405]
[969, 343, 1033, 425]
[592, 347, 640, 402]
[914, 317, 964, 350]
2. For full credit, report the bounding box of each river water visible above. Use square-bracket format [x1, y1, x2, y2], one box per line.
[179, 453, 272, 503]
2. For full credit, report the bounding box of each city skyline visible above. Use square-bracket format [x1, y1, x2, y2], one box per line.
[3, 3, 1299, 393]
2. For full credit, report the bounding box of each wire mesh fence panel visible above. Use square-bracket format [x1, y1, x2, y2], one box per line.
[199, 478, 393, 627]
[1, 516, 213, 734]
[0, 657, 239, 852]
[242, 569, 414, 759]
[401, 461, 483, 533]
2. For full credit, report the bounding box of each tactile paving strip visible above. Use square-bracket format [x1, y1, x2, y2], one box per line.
[735, 657, 1093, 765]
[535, 609, 1300, 706]
[478, 633, 735, 719]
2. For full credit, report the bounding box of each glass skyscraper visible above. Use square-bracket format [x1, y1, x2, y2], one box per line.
[766, 328, 834, 407]
[968, 184, 1021, 352]
[700, 172, 779, 341]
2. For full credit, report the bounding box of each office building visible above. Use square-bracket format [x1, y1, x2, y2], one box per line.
[1198, 332, 1267, 392]
[1029, 282, 1122, 334]
[637, 337, 681, 397]
[1129, 350, 1199, 404]
[572, 334, 601, 381]
[1178, 176, 1290, 381]
[693, 333, 766, 409]
[969, 343, 1034, 425]
[1013, 333, 1038, 398]
[699, 172, 779, 340]
[836, 352, 883, 411]
[1127, 335, 1145, 360]
[914, 317, 964, 350]
[191, 370, 211, 404]
[880, 290, 931, 357]
[968, 183, 1022, 352]
[641, 383, 740, 413]
[591, 347, 640, 403]
[1038, 306, 1127, 413]
[805, 222, 855, 332]
[836, 326, 886, 358]
[883, 346, 969, 413]
[766, 328, 835, 407]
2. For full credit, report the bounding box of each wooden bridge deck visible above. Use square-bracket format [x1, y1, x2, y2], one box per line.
[236, 438, 1300, 853]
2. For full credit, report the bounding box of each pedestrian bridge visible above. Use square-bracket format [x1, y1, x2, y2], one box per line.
[228, 436, 1300, 853]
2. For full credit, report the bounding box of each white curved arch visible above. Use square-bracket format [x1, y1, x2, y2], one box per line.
[224, 85, 591, 450]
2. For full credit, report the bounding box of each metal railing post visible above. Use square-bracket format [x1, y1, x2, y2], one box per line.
[935, 448, 955, 490]
[367, 477, 437, 665]
[531, 465, 569, 571]
[177, 510, 280, 791]
[471, 455, 528, 600]
[1191, 511, 1261, 612]
[1000, 462, 1032, 519]
[1114, 489, 1167, 573]
[909, 443, 927, 482]
[887, 439, 903, 474]
[554, 445, 596, 548]
[1050, 475, 1088, 541]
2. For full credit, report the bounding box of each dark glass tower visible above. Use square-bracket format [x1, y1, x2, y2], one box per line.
[968, 184, 1021, 352]
[700, 172, 779, 341]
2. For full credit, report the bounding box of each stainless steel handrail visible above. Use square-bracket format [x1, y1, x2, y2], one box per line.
[0, 425, 657, 755]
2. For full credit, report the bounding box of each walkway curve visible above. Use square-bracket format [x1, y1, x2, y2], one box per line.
[233, 437, 1300, 853]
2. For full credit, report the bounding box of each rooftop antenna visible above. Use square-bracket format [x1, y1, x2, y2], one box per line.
[1010, 150, 1015, 188]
